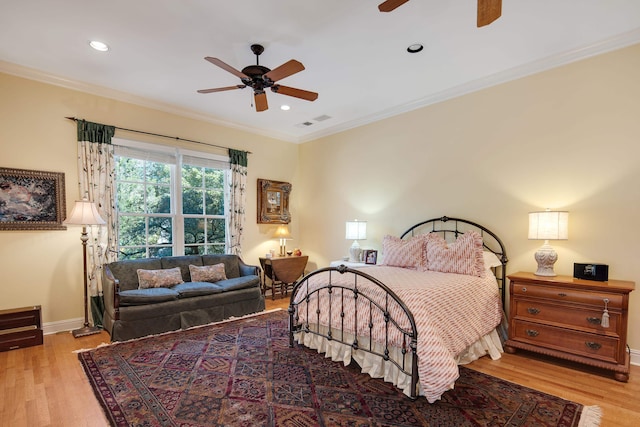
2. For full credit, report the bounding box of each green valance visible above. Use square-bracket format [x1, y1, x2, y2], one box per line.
[229, 148, 248, 167]
[77, 120, 115, 144]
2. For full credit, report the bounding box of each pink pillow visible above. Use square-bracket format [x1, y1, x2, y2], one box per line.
[426, 231, 485, 277]
[189, 263, 227, 283]
[137, 267, 184, 289]
[381, 234, 428, 269]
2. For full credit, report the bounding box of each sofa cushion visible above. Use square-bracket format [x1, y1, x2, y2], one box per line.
[160, 255, 204, 282]
[137, 267, 184, 289]
[173, 281, 223, 298]
[189, 263, 227, 283]
[119, 288, 179, 306]
[202, 255, 240, 279]
[108, 258, 163, 291]
[215, 276, 260, 292]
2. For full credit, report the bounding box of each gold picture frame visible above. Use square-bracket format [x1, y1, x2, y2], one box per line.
[0, 167, 67, 230]
[257, 179, 291, 224]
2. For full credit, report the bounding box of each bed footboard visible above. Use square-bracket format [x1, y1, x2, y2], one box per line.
[288, 265, 419, 399]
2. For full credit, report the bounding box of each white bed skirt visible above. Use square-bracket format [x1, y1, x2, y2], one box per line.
[294, 325, 503, 400]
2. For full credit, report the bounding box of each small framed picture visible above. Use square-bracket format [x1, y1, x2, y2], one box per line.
[364, 250, 378, 265]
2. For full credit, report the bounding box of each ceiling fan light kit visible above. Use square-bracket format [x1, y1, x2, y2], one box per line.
[198, 44, 318, 112]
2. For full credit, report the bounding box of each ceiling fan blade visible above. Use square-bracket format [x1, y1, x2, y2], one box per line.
[271, 85, 318, 102]
[477, 0, 502, 27]
[197, 85, 246, 94]
[263, 60, 305, 83]
[204, 57, 249, 79]
[254, 92, 268, 112]
[378, 0, 409, 12]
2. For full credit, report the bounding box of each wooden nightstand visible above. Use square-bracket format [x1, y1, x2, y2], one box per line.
[505, 272, 634, 381]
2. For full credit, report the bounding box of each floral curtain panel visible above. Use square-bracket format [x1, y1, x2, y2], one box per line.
[75, 120, 118, 327]
[227, 149, 247, 256]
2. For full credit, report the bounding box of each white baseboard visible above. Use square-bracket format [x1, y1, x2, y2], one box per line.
[43, 317, 84, 335]
[630, 347, 640, 366]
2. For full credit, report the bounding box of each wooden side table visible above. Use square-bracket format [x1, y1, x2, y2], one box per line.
[505, 271, 634, 381]
[260, 256, 309, 300]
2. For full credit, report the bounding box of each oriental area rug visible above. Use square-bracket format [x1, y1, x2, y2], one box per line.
[78, 309, 600, 427]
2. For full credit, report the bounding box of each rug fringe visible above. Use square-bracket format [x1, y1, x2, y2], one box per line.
[578, 405, 602, 427]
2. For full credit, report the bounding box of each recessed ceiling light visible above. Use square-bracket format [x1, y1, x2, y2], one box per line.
[280, 105, 291, 111]
[407, 43, 423, 53]
[89, 40, 109, 52]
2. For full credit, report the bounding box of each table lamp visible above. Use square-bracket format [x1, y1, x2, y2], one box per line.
[274, 225, 291, 256]
[528, 210, 569, 276]
[345, 220, 367, 262]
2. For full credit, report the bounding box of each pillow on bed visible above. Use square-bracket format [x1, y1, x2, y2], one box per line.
[426, 231, 485, 277]
[483, 251, 503, 270]
[189, 263, 227, 283]
[137, 267, 184, 289]
[381, 234, 427, 269]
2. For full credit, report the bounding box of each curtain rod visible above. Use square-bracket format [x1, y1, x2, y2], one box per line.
[65, 117, 251, 154]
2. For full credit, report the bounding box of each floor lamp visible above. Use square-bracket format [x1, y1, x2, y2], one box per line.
[64, 198, 106, 338]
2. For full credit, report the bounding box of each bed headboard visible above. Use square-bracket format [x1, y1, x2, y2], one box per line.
[400, 216, 508, 306]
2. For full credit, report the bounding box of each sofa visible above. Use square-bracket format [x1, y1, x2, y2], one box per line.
[102, 254, 265, 341]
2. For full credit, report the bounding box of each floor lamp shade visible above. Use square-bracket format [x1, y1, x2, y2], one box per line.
[528, 210, 568, 277]
[64, 199, 105, 338]
[345, 220, 367, 262]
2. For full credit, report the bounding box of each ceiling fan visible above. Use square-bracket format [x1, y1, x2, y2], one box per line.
[198, 44, 318, 112]
[378, 0, 502, 27]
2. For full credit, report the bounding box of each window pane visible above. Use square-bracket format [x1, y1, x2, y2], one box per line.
[150, 246, 173, 258]
[183, 188, 203, 215]
[117, 157, 144, 181]
[117, 183, 144, 213]
[184, 218, 204, 244]
[205, 190, 224, 215]
[119, 247, 147, 260]
[118, 216, 146, 246]
[149, 217, 172, 245]
[147, 184, 171, 214]
[208, 218, 226, 243]
[185, 245, 204, 255]
[146, 162, 171, 183]
[206, 244, 225, 254]
[204, 169, 224, 189]
[182, 165, 203, 188]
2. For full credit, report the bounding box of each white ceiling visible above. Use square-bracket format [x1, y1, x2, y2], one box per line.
[1, 0, 639, 143]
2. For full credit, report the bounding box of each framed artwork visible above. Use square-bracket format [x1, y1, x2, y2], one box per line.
[0, 167, 67, 230]
[257, 179, 291, 224]
[364, 249, 378, 265]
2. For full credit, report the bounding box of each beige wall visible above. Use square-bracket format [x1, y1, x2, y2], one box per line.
[298, 43, 640, 351]
[0, 73, 299, 325]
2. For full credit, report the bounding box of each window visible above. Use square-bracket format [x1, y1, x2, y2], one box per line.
[114, 140, 229, 260]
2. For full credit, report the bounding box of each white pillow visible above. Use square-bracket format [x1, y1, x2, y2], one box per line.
[483, 251, 503, 270]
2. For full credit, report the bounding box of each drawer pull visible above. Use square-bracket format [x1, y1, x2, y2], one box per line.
[521, 287, 527, 292]
[525, 329, 539, 337]
[586, 317, 602, 325]
[585, 342, 602, 351]
[558, 293, 567, 297]
[527, 307, 540, 315]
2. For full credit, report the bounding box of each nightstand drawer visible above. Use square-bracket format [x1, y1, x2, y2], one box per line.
[513, 300, 620, 334]
[512, 283, 623, 308]
[512, 320, 619, 364]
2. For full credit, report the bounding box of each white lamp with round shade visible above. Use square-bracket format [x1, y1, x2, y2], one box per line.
[345, 220, 367, 262]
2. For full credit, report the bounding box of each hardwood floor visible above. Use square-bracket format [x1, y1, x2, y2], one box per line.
[1, 297, 638, 426]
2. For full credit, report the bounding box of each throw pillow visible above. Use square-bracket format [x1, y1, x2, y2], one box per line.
[189, 263, 227, 283]
[426, 231, 485, 277]
[381, 234, 428, 269]
[137, 267, 184, 289]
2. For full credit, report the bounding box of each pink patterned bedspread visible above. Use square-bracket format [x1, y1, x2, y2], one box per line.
[292, 266, 503, 402]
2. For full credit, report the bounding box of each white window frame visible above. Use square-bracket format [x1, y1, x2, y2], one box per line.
[113, 138, 230, 259]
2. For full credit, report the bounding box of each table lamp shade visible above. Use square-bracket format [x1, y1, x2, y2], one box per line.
[528, 211, 568, 240]
[274, 225, 291, 256]
[64, 200, 106, 226]
[345, 220, 367, 240]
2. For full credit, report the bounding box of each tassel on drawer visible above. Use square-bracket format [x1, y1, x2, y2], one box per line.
[601, 298, 610, 328]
